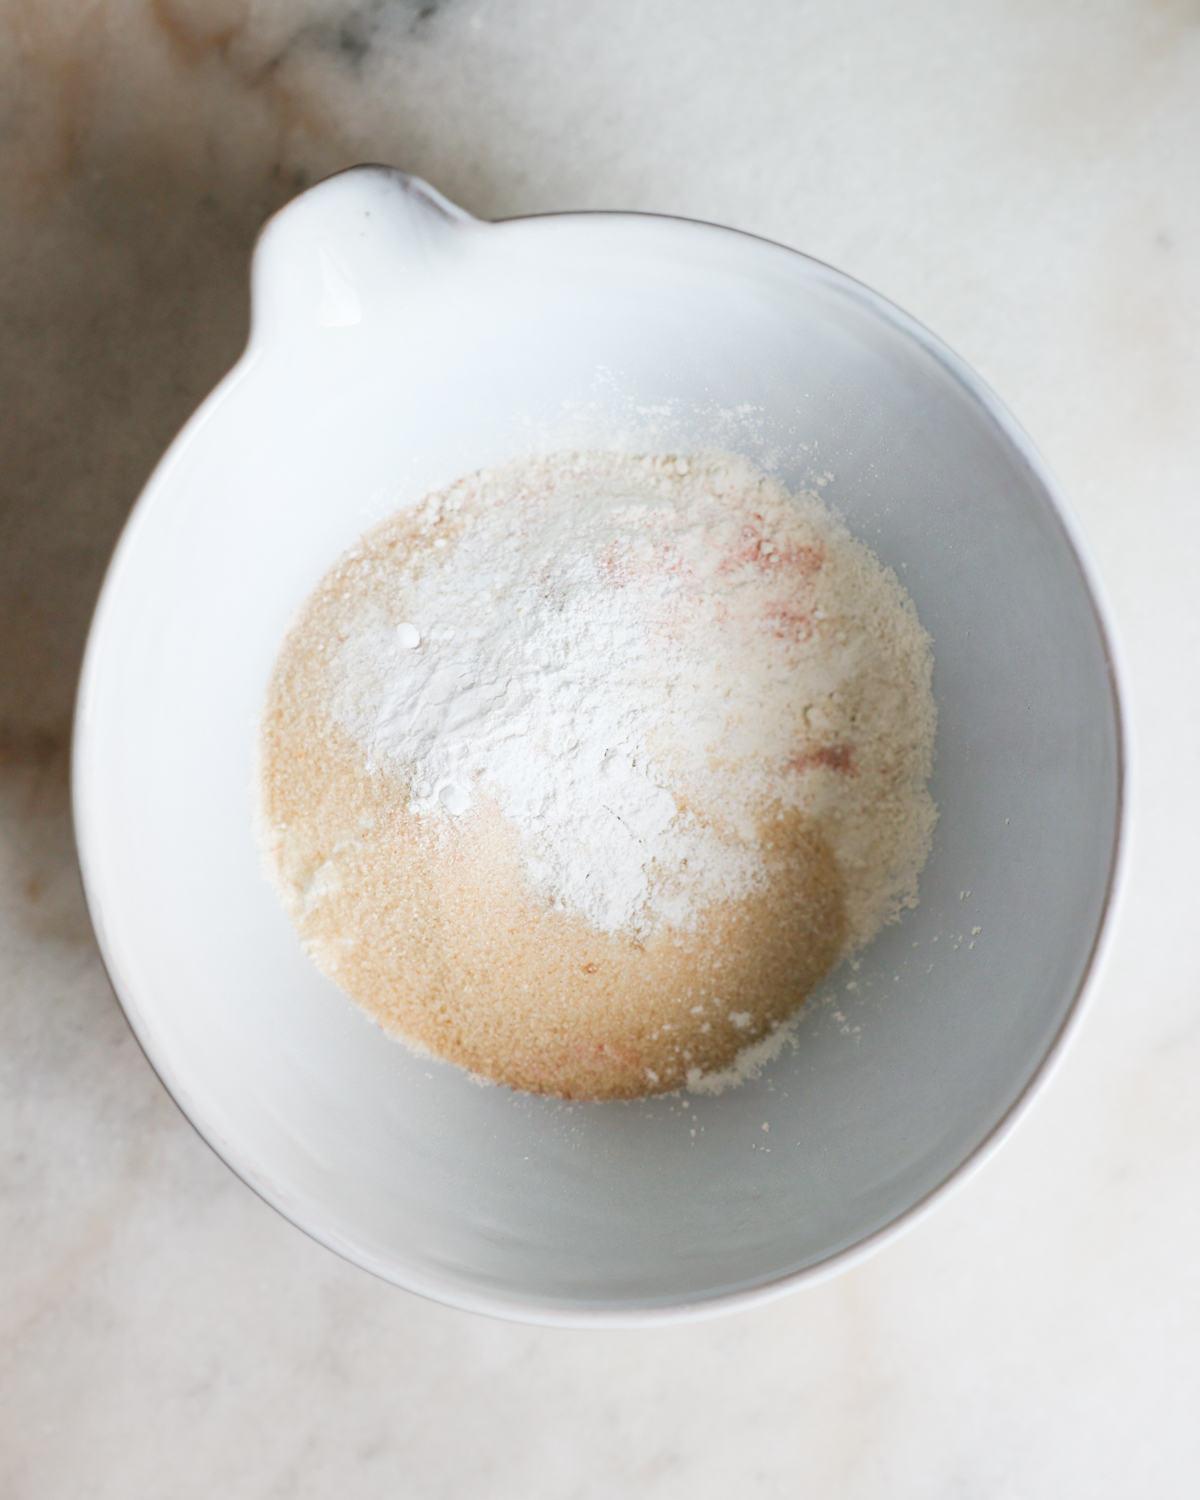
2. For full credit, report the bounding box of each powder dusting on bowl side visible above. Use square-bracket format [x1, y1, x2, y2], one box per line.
[255, 450, 937, 1100]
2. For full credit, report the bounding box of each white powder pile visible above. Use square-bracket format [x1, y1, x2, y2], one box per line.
[256, 450, 937, 1100]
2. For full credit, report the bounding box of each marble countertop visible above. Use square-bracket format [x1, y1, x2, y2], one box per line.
[3, 1, 1199, 1494]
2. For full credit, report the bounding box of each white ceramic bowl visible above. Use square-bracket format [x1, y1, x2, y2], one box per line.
[73, 167, 1124, 1325]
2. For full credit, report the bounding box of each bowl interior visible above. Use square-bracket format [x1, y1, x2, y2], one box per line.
[74, 172, 1121, 1321]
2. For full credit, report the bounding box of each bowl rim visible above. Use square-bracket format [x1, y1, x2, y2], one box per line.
[72, 168, 1129, 1327]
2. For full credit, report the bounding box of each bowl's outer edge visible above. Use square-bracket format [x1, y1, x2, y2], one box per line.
[71, 167, 1129, 1328]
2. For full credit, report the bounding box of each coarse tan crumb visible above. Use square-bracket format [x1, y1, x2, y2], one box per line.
[255, 450, 937, 1100]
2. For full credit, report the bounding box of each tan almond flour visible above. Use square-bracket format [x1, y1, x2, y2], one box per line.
[255, 451, 937, 1100]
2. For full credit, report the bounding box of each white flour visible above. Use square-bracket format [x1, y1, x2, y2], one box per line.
[325, 450, 935, 948]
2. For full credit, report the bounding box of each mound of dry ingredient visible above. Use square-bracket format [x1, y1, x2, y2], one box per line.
[256, 451, 937, 1100]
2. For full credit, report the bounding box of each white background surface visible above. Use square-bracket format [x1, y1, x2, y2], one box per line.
[2, 2, 1199, 1494]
